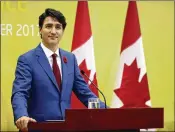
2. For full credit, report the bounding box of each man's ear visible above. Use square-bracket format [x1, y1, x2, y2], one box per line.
[39, 28, 42, 38]
[39, 28, 42, 33]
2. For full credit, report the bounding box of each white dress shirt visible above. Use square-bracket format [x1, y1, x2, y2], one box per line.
[40, 42, 62, 80]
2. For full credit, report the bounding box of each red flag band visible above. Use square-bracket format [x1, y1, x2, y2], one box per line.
[71, 1, 99, 108]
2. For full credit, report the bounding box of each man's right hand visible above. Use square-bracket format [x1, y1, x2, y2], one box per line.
[15, 116, 36, 132]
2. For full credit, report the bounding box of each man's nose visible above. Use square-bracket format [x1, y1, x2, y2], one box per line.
[51, 27, 56, 34]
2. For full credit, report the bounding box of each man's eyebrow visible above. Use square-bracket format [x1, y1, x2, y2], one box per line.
[45, 23, 62, 26]
[45, 23, 53, 25]
[56, 23, 62, 26]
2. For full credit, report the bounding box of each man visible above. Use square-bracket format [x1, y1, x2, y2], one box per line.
[11, 8, 105, 131]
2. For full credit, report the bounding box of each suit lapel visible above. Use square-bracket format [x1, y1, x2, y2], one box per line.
[35, 44, 60, 93]
[59, 49, 68, 98]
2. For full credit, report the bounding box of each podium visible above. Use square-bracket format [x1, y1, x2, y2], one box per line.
[28, 108, 163, 132]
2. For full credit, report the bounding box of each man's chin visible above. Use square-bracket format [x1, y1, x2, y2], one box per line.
[48, 40, 59, 45]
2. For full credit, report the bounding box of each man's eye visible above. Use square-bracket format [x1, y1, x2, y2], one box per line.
[56, 26, 61, 29]
[46, 25, 52, 28]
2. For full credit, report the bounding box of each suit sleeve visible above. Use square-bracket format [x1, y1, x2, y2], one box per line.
[72, 54, 106, 108]
[11, 55, 32, 122]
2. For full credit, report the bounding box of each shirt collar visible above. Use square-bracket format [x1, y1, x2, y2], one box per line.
[40, 42, 59, 58]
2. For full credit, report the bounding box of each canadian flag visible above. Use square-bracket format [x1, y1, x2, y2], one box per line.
[111, 2, 155, 131]
[71, 1, 99, 108]
[111, 1, 151, 109]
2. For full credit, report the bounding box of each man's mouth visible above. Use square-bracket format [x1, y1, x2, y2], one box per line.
[49, 36, 58, 39]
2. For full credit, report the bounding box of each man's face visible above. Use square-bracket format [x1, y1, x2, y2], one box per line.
[40, 16, 64, 47]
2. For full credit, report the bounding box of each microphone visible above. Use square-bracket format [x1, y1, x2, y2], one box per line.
[80, 70, 107, 109]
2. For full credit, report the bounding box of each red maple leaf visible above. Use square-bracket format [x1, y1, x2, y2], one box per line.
[114, 59, 150, 108]
[71, 59, 99, 108]
[79, 59, 99, 96]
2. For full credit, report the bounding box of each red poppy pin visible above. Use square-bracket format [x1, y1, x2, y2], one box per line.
[63, 56, 67, 63]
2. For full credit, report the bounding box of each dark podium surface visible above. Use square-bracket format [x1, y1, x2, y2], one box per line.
[28, 108, 163, 132]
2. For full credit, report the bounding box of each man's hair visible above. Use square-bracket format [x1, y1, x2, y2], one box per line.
[39, 8, 67, 30]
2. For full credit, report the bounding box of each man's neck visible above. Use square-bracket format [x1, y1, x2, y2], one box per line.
[42, 41, 59, 52]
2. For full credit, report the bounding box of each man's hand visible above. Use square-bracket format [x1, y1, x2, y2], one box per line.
[15, 116, 36, 132]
